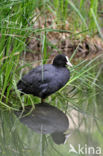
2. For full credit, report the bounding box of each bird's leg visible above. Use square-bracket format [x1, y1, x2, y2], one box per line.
[41, 98, 45, 103]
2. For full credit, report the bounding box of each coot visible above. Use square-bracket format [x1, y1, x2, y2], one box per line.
[17, 54, 72, 102]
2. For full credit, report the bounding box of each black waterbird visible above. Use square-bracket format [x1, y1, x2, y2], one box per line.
[17, 54, 72, 102]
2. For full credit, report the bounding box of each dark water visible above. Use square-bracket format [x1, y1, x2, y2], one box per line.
[0, 102, 103, 156]
[0, 103, 70, 156]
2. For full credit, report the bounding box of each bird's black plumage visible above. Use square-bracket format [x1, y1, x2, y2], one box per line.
[17, 54, 71, 99]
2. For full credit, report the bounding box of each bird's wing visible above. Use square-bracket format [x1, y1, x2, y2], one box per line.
[22, 66, 42, 84]
[21, 65, 54, 96]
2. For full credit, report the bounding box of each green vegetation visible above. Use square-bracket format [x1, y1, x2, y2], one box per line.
[0, 0, 103, 156]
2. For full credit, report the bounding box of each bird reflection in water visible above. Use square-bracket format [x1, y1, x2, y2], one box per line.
[15, 103, 69, 144]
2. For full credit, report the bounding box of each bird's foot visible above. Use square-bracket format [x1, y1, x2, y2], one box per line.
[41, 98, 45, 103]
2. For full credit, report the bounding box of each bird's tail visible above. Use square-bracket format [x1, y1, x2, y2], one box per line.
[17, 80, 26, 93]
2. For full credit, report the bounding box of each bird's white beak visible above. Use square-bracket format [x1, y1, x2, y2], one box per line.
[66, 56, 73, 67]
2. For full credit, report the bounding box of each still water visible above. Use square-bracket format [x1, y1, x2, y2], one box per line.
[0, 101, 103, 156]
